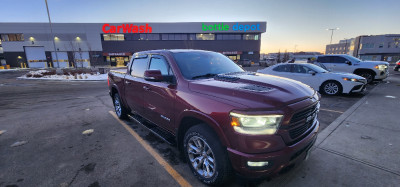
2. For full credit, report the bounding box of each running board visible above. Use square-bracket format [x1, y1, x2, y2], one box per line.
[127, 114, 176, 146]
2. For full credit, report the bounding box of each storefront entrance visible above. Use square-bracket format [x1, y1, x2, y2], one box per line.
[103, 52, 132, 67]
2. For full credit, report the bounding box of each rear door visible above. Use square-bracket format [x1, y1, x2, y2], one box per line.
[317, 56, 334, 71]
[141, 55, 176, 133]
[124, 56, 149, 115]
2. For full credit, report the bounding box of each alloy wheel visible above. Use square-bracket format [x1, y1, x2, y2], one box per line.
[114, 95, 122, 116]
[187, 136, 216, 178]
[324, 82, 339, 95]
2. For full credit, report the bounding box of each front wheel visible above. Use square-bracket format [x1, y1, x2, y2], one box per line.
[183, 124, 231, 185]
[113, 93, 128, 119]
[321, 81, 342, 96]
[358, 71, 374, 84]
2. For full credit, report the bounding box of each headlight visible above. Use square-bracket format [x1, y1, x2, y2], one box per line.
[230, 112, 283, 135]
[342, 77, 363, 82]
[375, 65, 387, 70]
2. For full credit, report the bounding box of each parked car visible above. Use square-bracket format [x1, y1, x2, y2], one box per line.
[237, 59, 252, 67]
[108, 50, 320, 185]
[257, 63, 367, 95]
[315, 54, 389, 83]
[394, 60, 400, 71]
[259, 58, 276, 67]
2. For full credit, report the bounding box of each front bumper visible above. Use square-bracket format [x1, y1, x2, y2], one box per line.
[227, 120, 319, 178]
[374, 69, 389, 80]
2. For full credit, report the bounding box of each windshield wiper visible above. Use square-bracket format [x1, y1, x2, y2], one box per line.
[191, 73, 218, 80]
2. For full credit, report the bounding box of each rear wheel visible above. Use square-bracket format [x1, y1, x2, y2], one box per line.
[183, 124, 231, 185]
[113, 93, 128, 119]
[321, 81, 342, 96]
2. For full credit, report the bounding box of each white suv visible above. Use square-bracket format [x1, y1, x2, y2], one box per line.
[316, 55, 389, 83]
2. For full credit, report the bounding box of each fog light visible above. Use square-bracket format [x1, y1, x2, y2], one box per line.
[247, 161, 269, 167]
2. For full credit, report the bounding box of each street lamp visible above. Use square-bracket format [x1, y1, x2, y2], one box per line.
[45, 0, 60, 72]
[326, 28, 339, 44]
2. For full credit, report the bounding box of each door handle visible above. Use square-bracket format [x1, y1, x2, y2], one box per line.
[143, 86, 150, 91]
[125, 81, 131, 85]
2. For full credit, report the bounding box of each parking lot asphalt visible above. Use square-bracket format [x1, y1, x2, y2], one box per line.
[0, 66, 391, 187]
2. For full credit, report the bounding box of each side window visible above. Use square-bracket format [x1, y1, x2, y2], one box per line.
[318, 57, 329, 63]
[273, 64, 291, 72]
[131, 57, 148, 77]
[149, 57, 170, 75]
[332, 56, 347, 63]
[292, 64, 310, 73]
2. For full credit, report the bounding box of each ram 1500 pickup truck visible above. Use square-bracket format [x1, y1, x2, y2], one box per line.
[108, 49, 320, 185]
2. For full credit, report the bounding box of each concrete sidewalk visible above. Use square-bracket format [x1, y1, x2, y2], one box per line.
[268, 73, 400, 186]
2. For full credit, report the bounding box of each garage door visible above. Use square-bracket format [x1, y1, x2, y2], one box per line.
[74, 52, 90, 67]
[51, 52, 69, 68]
[24, 46, 47, 68]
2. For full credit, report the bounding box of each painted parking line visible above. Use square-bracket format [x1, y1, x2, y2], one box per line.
[319, 108, 344, 114]
[109, 111, 192, 187]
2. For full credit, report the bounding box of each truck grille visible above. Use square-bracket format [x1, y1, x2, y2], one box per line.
[289, 120, 314, 139]
[288, 102, 319, 140]
[290, 103, 318, 124]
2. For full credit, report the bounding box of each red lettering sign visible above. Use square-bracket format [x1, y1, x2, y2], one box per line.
[102, 24, 152, 33]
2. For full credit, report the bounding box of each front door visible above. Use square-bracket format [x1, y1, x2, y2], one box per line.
[290, 64, 320, 89]
[141, 55, 176, 133]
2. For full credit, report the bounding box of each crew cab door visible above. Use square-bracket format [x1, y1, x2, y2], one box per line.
[329, 56, 351, 73]
[124, 56, 149, 115]
[317, 56, 335, 71]
[141, 55, 176, 133]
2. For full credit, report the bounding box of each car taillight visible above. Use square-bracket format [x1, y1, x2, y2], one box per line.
[107, 77, 110, 86]
[397, 62, 400, 65]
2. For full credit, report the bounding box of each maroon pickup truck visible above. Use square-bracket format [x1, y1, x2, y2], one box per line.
[108, 49, 320, 185]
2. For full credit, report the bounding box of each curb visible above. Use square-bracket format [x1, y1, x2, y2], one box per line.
[315, 84, 380, 147]
[16, 77, 107, 82]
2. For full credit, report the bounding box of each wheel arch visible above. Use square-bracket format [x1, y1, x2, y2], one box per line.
[353, 68, 376, 76]
[320, 79, 343, 94]
[176, 110, 230, 155]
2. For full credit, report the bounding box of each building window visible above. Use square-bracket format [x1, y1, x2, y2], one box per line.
[196, 33, 215, 40]
[189, 34, 196, 40]
[243, 34, 259, 40]
[362, 43, 375, 49]
[139, 34, 160, 40]
[379, 43, 384, 48]
[216, 34, 242, 40]
[103, 34, 124, 41]
[1, 34, 24, 41]
[387, 42, 391, 48]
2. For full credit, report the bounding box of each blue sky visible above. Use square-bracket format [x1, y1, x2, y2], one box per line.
[1, 0, 399, 53]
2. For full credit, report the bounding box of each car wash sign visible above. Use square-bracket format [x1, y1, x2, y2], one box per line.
[102, 23, 152, 33]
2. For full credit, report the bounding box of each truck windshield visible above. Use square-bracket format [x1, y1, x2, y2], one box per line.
[172, 51, 244, 80]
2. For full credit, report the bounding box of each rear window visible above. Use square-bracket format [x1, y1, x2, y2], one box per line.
[273, 64, 291, 72]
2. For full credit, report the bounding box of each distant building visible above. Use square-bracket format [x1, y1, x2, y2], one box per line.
[266, 51, 322, 61]
[326, 34, 400, 63]
[325, 38, 353, 55]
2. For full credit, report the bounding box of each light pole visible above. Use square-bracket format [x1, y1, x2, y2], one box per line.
[45, 0, 60, 72]
[326, 28, 339, 44]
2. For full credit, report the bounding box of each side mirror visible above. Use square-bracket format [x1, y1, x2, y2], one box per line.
[308, 70, 316, 75]
[345, 61, 352, 65]
[144, 70, 163, 82]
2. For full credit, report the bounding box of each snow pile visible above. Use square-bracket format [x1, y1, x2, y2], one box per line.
[19, 70, 107, 81]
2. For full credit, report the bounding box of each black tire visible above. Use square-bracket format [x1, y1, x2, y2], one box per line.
[113, 93, 128, 119]
[183, 124, 232, 185]
[320, 81, 342, 96]
[357, 71, 374, 84]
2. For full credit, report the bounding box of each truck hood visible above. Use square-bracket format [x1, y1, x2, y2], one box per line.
[360, 61, 389, 65]
[188, 72, 315, 110]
